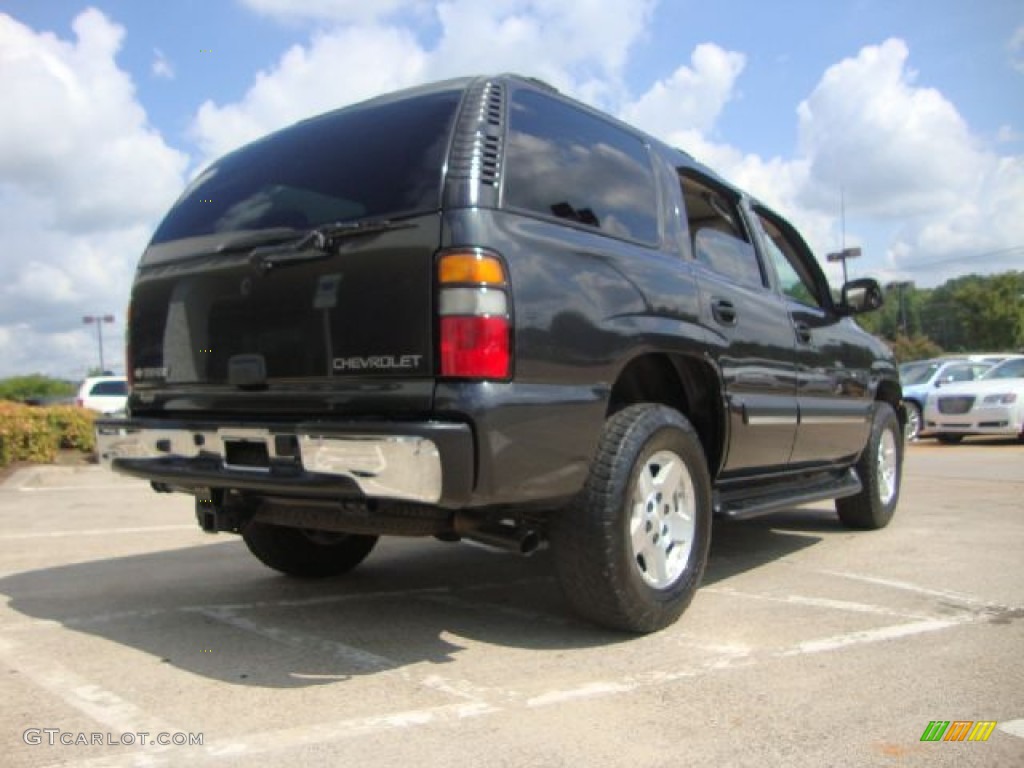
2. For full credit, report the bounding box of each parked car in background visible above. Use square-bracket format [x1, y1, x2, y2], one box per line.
[899, 358, 993, 440]
[922, 356, 1024, 443]
[76, 376, 127, 415]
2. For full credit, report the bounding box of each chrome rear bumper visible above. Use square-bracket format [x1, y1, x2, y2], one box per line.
[95, 419, 473, 506]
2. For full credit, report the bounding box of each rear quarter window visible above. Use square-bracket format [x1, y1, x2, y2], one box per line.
[504, 89, 660, 245]
[90, 381, 127, 396]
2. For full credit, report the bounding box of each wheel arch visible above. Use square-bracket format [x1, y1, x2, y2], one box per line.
[606, 352, 725, 476]
[876, 378, 904, 428]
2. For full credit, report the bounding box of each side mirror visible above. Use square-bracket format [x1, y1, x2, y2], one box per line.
[840, 278, 884, 315]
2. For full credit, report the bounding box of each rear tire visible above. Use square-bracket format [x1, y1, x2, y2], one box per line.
[241, 522, 377, 578]
[836, 402, 902, 530]
[550, 404, 712, 633]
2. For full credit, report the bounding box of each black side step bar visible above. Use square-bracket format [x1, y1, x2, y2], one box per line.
[713, 468, 862, 520]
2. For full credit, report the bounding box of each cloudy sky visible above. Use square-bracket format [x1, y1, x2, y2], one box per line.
[1, 0, 1022, 378]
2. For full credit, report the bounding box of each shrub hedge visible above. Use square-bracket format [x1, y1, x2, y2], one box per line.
[0, 402, 97, 468]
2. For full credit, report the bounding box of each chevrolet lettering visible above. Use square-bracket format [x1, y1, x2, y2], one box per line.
[332, 355, 423, 372]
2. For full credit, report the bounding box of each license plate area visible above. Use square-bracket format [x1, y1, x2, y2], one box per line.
[219, 428, 273, 472]
[223, 439, 269, 470]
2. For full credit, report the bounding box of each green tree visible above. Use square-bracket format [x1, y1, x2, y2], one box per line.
[0, 375, 76, 402]
[921, 271, 1024, 352]
[890, 334, 943, 363]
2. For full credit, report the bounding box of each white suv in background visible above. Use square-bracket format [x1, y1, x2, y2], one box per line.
[76, 376, 128, 415]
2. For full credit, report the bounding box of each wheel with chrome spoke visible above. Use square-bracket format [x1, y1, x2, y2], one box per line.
[630, 450, 697, 589]
[903, 400, 921, 441]
[836, 402, 903, 530]
[550, 404, 712, 633]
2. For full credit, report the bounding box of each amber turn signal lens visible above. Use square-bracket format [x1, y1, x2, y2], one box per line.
[438, 251, 506, 285]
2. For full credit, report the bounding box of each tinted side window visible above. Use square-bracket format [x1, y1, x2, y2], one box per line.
[505, 90, 659, 244]
[151, 90, 461, 244]
[679, 173, 765, 289]
[942, 364, 981, 383]
[755, 210, 824, 308]
[693, 229, 763, 288]
[987, 359, 1024, 379]
[91, 381, 127, 396]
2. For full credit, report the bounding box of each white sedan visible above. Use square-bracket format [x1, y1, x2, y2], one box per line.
[923, 357, 1024, 444]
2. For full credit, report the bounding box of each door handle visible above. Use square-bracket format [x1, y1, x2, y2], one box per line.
[794, 321, 813, 344]
[711, 298, 738, 326]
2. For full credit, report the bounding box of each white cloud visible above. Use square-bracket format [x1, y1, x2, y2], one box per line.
[192, 25, 428, 161]
[796, 39, 980, 219]
[431, 0, 654, 103]
[193, 1, 656, 160]
[885, 154, 1024, 283]
[621, 44, 746, 137]
[152, 47, 174, 79]
[788, 39, 1024, 285]
[655, 38, 1024, 287]
[1011, 25, 1024, 73]
[0, 10, 188, 378]
[239, 0, 424, 24]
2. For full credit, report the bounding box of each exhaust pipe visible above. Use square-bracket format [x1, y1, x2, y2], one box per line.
[454, 515, 540, 555]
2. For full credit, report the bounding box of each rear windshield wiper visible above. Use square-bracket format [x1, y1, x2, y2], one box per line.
[214, 228, 303, 254]
[249, 219, 415, 273]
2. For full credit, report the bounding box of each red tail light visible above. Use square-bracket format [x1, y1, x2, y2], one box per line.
[437, 249, 511, 379]
[440, 316, 510, 378]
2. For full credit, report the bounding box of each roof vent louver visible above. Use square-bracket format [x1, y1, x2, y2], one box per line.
[449, 80, 505, 188]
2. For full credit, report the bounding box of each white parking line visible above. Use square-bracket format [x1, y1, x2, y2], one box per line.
[193, 605, 493, 704]
[194, 606, 397, 674]
[0, 634, 180, 739]
[12, 484, 150, 493]
[778, 617, 964, 656]
[44, 701, 498, 768]
[999, 719, 1024, 739]
[703, 586, 934, 619]
[0, 525, 196, 540]
[527, 681, 632, 707]
[803, 568, 1008, 609]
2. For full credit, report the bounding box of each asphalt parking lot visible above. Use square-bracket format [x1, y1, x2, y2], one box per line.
[1, 439, 1022, 768]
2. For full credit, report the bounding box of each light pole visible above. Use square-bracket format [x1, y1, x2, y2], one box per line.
[885, 281, 914, 337]
[82, 314, 115, 373]
[826, 246, 861, 285]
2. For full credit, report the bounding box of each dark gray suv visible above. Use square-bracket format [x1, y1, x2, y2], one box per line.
[97, 75, 902, 632]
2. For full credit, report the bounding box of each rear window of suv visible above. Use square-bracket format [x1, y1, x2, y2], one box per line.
[150, 90, 462, 244]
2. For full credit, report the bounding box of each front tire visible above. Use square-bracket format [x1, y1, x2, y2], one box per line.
[550, 404, 712, 633]
[903, 400, 922, 441]
[241, 522, 378, 578]
[836, 402, 902, 530]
